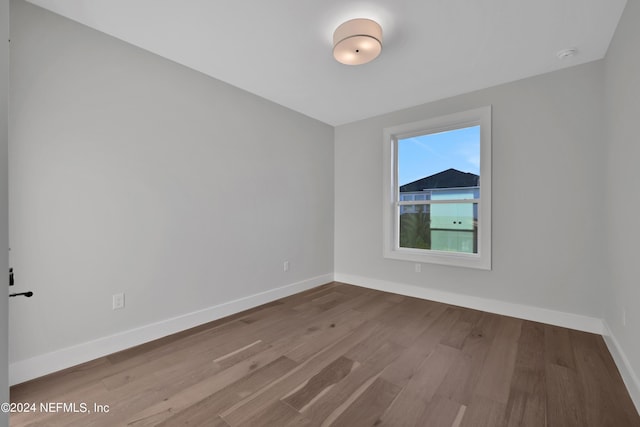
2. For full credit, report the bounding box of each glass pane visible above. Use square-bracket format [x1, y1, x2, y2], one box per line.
[398, 126, 480, 198]
[400, 203, 477, 254]
[399, 204, 431, 250]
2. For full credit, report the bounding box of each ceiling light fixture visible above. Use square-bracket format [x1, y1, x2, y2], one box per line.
[333, 18, 383, 65]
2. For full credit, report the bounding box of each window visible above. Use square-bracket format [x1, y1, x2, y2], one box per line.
[382, 106, 491, 270]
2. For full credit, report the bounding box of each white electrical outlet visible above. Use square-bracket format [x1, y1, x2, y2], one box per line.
[283, 261, 289, 272]
[415, 263, 421, 273]
[112, 293, 125, 310]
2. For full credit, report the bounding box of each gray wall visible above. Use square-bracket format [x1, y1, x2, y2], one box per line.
[604, 0, 640, 390]
[9, 0, 334, 363]
[1, 0, 9, 424]
[335, 61, 606, 318]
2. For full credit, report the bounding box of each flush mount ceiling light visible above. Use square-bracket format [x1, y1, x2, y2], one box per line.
[333, 18, 383, 65]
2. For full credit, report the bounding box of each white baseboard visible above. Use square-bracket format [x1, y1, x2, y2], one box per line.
[334, 273, 604, 334]
[602, 321, 640, 413]
[9, 273, 334, 386]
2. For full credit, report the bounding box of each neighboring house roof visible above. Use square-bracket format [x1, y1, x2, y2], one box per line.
[400, 168, 479, 192]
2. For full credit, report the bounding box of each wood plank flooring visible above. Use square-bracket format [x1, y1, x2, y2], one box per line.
[9, 282, 640, 426]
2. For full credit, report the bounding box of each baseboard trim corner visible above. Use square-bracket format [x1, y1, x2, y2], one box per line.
[602, 321, 640, 413]
[334, 273, 604, 334]
[9, 273, 333, 386]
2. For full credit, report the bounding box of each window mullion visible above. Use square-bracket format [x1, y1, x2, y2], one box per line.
[396, 199, 480, 206]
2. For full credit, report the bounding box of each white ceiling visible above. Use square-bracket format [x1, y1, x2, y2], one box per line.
[26, 0, 627, 126]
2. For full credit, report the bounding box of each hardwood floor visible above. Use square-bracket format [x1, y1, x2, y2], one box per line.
[10, 282, 640, 426]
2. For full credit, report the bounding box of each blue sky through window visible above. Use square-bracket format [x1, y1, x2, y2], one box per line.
[398, 125, 480, 186]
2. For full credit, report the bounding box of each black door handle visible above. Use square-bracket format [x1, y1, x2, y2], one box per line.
[9, 291, 33, 298]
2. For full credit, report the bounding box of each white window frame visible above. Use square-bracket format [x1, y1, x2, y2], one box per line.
[382, 106, 492, 270]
